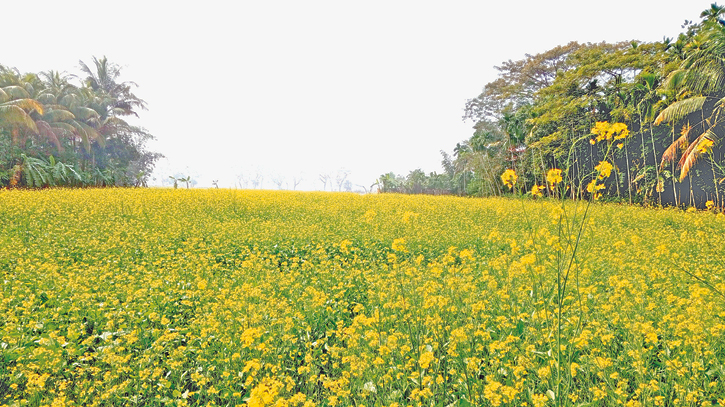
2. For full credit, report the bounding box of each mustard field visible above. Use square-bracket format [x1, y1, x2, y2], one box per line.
[1, 189, 725, 407]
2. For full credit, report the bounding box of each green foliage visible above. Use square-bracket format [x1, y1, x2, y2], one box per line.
[0, 59, 160, 188]
[18, 154, 83, 188]
[392, 5, 725, 210]
[376, 170, 456, 195]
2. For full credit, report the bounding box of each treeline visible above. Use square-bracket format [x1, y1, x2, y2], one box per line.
[381, 4, 725, 209]
[0, 57, 160, 188]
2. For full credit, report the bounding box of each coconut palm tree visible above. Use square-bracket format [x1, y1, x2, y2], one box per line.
[1, 60, 159, 188]
[31, 70, 106, 155]
[656, 11, 725, 181]
[700, 3, 725, 23]
[0, 66, 46, 148]
[78, 56, 146, 119]
[0, 87, 41, 139]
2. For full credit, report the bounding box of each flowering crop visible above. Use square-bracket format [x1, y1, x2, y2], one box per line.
[1, 188, 724, 406]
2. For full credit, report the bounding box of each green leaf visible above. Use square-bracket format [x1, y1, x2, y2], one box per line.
[71, 106, 100, 121]
[49, 122, 77, 134]
[0, 105, 39, 133]
[1, 85, 31, 100]
[42, 109, 75, 122]
[654, 96, 707, 125]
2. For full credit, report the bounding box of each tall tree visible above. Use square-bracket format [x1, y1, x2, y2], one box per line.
[0, 58, 160, 188]
[78, 56, 146, 118]
[656, 8, 725, 181]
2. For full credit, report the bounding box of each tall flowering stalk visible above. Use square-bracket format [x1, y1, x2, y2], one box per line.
[507, 121, 632, 407]
[588, 122, 631, 201]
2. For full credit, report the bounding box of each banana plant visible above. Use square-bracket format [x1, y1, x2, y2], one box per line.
[20, 154, 49, 187]
[19, 154, 83, 187]
[169, 175, 192, 189]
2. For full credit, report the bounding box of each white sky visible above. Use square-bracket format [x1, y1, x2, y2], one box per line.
[4, 1, 707, 190]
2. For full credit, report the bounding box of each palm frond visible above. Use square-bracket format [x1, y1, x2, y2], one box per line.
[102, 116, 129, 126]
[661, 69, 686, 92]
[36, 120, 63, 151]
[77, 121, 105, 148]
[42, 103, 72, 112]
[686, 57, 725, 94]
[60, 93, 80, 107]
[654, 96, 707, 125]
[2, 98, 44, 115]
[36, 92, 58, 105]
[0, 105, 39, 133]
[639, 72, 659, 89]
[1, 85, 31, 99]
[70, 121, 91, 153]
[42, 109, 75, 122]
[49, 122, 77, 135]
[660, 123, 691, 169]
[71, 106, 101, 121]
[0, 87, 8, 103]
[678, 129, 715, 181]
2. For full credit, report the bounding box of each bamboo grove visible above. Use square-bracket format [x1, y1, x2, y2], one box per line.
[380, 4, 725, 210]
[0, 57, 160, 188]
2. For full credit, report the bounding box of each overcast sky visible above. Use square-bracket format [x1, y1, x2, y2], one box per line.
[4, 1, 708, 190]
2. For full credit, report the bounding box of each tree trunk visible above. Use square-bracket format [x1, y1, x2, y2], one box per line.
[639, 116, 648, 204]
[649, 124, 661, 205]
[712, 157, 720, 206]
[671, 125, 679, 207]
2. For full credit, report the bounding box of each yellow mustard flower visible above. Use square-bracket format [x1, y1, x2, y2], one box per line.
[391, 237, 407, 252]
[531, 184, 544, 198]
[595, 161, 613, 179]
[501, 169, 518, 189]
[546, 168, 562, 186]
[591, 121, 629, 143]
[419, 351, 435, 369]
[587, 180, 605, 199]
